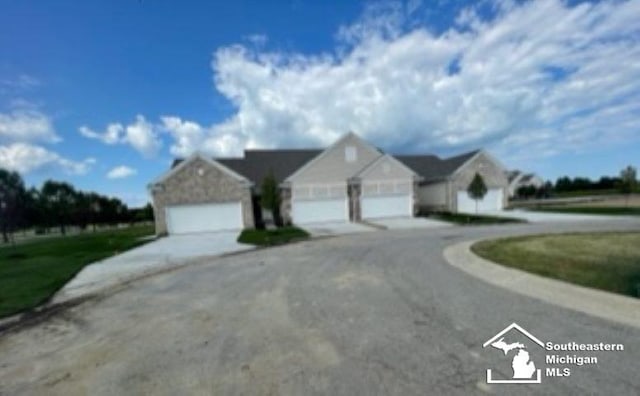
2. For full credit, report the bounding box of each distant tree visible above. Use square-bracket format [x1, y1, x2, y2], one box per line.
[260, 171, 281, 226]
[536, 181, 553, 199]
[619, 165, 637, 207]
[142, 203, 154, 222]
[555, 176, 572, 192]
[516, 185, 536, 199]
[0, 169, 26, 243]
[467, 173, 488, 214]
[40, 180, 77, 235]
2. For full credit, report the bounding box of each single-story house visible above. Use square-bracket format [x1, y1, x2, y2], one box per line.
[506, 170, 545, 197]
[149, 132, 509, 235]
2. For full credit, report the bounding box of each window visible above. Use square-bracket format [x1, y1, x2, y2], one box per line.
[345, 146, 357, 162]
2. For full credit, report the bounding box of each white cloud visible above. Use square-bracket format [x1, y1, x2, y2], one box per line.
[79, 115, 162, 158]
[179, 0, 640, 162]
[0, 142, 94, 174]
[125, 115, 162, 158]
[0, 109, 60, 143]
[79, 123, 123, 144]
[159, 116, 243, 157]
[0, 74, 40, 92]
[106, 165, 137, 179]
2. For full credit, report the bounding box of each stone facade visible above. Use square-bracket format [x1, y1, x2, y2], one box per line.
[449, 152, 509, 212]
[347, 183, 362, 221]
[150, 157, 254, 235]
[279, 187, 292, 225]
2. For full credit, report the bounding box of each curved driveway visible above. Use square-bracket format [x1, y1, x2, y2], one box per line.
[1, 220, 639, 395]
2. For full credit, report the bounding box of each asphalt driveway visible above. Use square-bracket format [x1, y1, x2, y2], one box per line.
[1, 220, 639, 395]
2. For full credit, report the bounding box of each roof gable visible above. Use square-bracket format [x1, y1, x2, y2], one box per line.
[284, 132, 382, 183]
[150, 152, 252, 188]
[356, 153, 420, 181]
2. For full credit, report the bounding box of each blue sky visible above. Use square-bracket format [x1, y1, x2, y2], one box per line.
[1, 0, 639, 206]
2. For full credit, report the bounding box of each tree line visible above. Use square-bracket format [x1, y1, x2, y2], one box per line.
[515, 165, 638, 199]
[0, 168, 153, 243]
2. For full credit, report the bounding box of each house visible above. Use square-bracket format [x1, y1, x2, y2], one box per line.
[149, 132, 509, 235]
[397, 150, 509, 214]
[507, 170, 545, 197]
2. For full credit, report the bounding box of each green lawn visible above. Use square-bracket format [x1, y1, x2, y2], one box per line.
[0, 225, 154, 318]
[530, 206, 640, 216]
[472, 232, 640, 298]
[425, 212, 524, 225]
[237, 226, 309, 246]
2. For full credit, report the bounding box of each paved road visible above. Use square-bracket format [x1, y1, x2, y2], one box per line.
[1, 220, 639, 395]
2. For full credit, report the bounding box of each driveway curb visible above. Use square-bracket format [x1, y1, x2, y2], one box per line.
[443, 239, 640, 329]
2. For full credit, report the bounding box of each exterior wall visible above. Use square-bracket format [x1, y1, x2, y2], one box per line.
[288, 133, 381, 184]
[417, 181, 448, 212]
[449, 152, 509, 212]
[151, 157, 254, 235]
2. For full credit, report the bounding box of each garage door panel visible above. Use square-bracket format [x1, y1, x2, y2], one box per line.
[362, 195, 412, 219]
[456, 188, 503, 213]
[292, 198, 347, 224]
[166, 202, 242, 234]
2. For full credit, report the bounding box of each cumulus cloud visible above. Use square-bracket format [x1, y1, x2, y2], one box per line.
[0, 109, 60, 143]
[79, 123, 123, 145]
[0, 142, 95, 174]
[160, 116, 245, 157]
[79, 115, 162, 158]
[106, 165, 137, 179]
[172, 0, 640, 162]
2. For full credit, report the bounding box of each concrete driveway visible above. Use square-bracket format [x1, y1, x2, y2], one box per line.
[368, 216, 451, 230]
[301, 221, 375, 237]
[54, 231, 252, 302]
[488, 209, 622, 223]
[1, 219, 640, 395]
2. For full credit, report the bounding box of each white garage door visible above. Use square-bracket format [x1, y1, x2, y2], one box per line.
[456, 188, 504, 213]
[292, 198, 348, 224]
[166, 202, 243, 234]
[361, 194, 412, 219]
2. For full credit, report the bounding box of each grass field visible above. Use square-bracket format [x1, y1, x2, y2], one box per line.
[0, 225, 154, 318]
[472, 232, 640, 298]
[237, 226, 309, 246]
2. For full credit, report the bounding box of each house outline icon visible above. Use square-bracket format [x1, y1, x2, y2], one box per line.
[483, 323, 545, 384]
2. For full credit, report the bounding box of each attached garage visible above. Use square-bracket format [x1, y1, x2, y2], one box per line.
[456, 188, 504, 213]
[166, 202, 243, 234]
[361, 194, 412, 219]
[358, 155, 418, 220]
[291, 198, 348, 224]
[148, 153, 254, 235]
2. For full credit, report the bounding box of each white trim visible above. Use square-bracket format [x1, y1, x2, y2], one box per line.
[355, 153, 421, 180]
[487, 369, 542, 384]
[284, 131, 382, 183]
[360, 180, 413, 196]
[149, 152, 252, 188]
